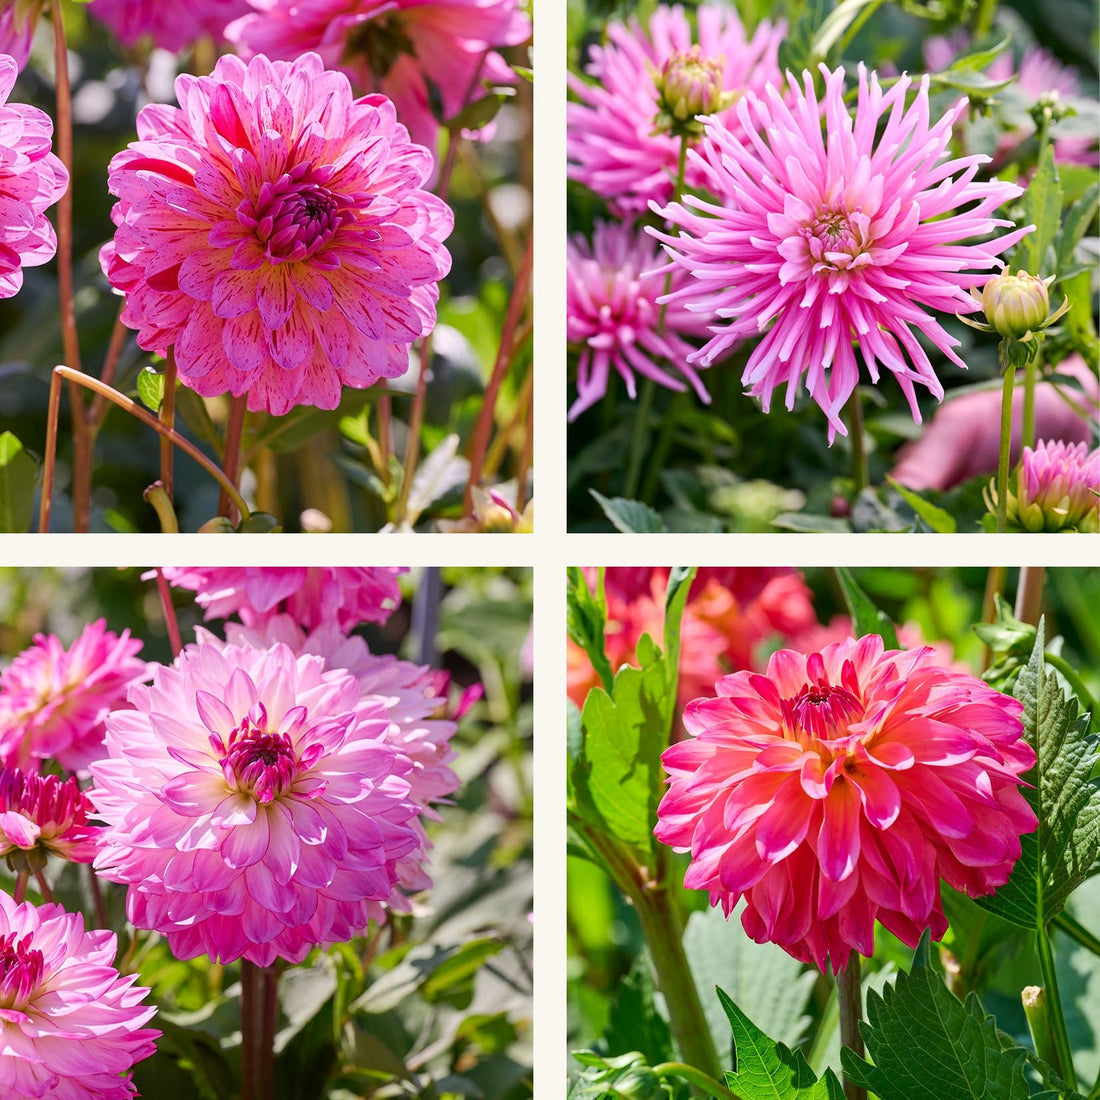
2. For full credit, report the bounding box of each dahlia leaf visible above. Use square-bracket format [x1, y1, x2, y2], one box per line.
[662, 566, 695, 717]
[1012, 144, 1062, 277]
[717, 987, 844, 1100]
[591, 490, 668, 534]
[1063, 268, 1100, 372]
[976, 622, 1100, 929]
[566, 566, 615, 695]
[0, 431, 39, 534]
[1053, 182, 1099, 277]
[885, 477, 957, 534]
[836, 568, 900, 650]
[136, 366, 166, 413]
[840, 933, 1032, 1100]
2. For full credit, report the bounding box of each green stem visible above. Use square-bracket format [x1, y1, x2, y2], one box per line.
[837, 955, 867, 1100]
[623, 377, 656, 500]
[974, 0, 997, 38]
[1053, 911, 1100, 959]
[995, 347, 1017, 534]
[143, 482, 180, 534]
[1022, 354, 1038, 451]
[833, 0, 886, 61]
[641, 391, 687, 503]
[1044, 651, 1100, 722]
[846, 389, 868, 495]
[1036, 923, 1077, 1090]
[1022, 986, 1060, 1076]
[654, 1063, 740, 1100]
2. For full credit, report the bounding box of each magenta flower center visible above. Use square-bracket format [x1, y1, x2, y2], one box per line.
[802, 208, 874, 274]
[220, 722, 298, 803]
[783, 677, 865, 743]
[239, 167, 350, 264]
[0, 932, 44, 1010]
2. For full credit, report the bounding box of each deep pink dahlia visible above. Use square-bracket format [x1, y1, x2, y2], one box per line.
[159, 566, 407, 630]
[652, 64, 1031, 441]
[0, 53, 68, 300]
[90, 641, 421, 965]
[227, 0, 530, 153]
[0, 619, 148, 774]
[567, 221, 709, 419]
[100, 52, 452, 415]
[0, 769, 101, 870]
[655, 634, 1037, 974]
[0, 892, 159, 1100]
[0, 6, 37, 70]
[567, 3, 785, 215]
[87, 0, 250, 51]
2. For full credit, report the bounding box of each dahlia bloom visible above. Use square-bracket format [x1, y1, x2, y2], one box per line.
[568, 221, 710, 419]
[90, 641, 422, 966]
[652, 64, 1031, 441]
[0, 769, 101, 872]
[0, 4, 38, 69]
[0, 54, 68, 300]
[88, 0, 250, 51]
[159, 566, 407, 631]
[997, 439, 1100, 533]
[0, 892, 159, 1100]
[227, 0, 531, 152]
[100, 52, 453, 415]
[655, 634, 1037, 973]
[0, 619, 148, 773]
[567, 3, 785, 214]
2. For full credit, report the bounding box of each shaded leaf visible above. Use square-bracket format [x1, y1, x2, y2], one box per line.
[591, 490, 667, 533]
[886, 476, 957, 533]
[837, 568, 901, 649]
[0, 432, 39, 534]
[566, 567, 615, 697]
[1012, 144, 1063, 276]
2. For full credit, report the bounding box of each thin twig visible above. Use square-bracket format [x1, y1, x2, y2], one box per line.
[160, 349, 178, 502]
[153, 568, 183, 657]
[38, 367, 64, 532]
[218, 394, 247, 523]
[515, 370, 534, 511]
[90, 307, 130, 429]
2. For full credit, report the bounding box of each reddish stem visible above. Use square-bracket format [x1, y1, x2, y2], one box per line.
[160, 349, 178, 503]
[153, 568, 183, 657]
[38, 367, 63, 533]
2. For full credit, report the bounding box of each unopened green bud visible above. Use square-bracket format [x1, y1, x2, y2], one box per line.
[652, 48, 735, 138]
[980, 271, 1051, 339]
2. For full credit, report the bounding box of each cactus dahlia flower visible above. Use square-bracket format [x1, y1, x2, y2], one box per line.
[567, 3, 785, 215]
[0, 619, 149, 774]
[90, 641, 423, 966]
[652, 64, 1031, 441]
[227, 0, 531, 152]
[0, 53, 67, 300]
[100, 52, 452, 416]
[655, 634, 1037, 974]
[0, 893, 159, 1100]
[87, 0, 250, 51]
[0, 769, 101, 871]
[158, 566, 407, 631]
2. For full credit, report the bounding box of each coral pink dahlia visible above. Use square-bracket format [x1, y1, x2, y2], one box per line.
[0, 892, 159, 1100]
[652, 64, 1032, 441]
[568, 221, 710, 419]
[0, 619, 148, 774]
[227, 0, 531, 153]
[100, 52, 453, 416]
[0, 53, 68, 300]
[0, 768, 101, 872]
[567, 3, 785, 215]
[655, 634, 1037, 974]
[159, 566, 407, 630]
[87, 0, 250, 51]
[89, 641, 422, 965]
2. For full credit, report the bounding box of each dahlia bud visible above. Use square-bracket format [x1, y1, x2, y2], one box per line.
[980, 271, 1051, 339]
[985, 440, 1100, 533]
[652, 48, 735, 138]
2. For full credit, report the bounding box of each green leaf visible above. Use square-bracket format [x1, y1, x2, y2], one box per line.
[567, 567, 615, 695]
[841, 933, 1032, 1100]
[1053, 182, 1099, 277]
[974, 621, 1100, 929]
[591, 491, 668, 533]
[885, 476, 957, 533]
[718, 988, 844, 1100]
[603, 961, 676, 1071]
[1062, 269, 1099, 372]
[136, 366, 166, 413]
[836, 568, 900, 649]
[0, 432, 39, 534]
[421, 936, 505, 1008]
[811, 0, 881, 61]
[661, 566, 694, 724]
[1012, 144, 1063, 277]
[772, 513, 851, 534]
[570, 1051, 674, 1100]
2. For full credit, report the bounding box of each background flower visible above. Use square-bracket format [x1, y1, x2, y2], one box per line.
[0, 892, 159, 1100]
[101, 51, 453, 415]
[655, 634, 1037, 973]
[87, 0, 250, 51]
[0, 53, 67, 300]
[0, 5, 38, 70]
[0, 768, 101, 871]
[1000, 438, 1100, 532]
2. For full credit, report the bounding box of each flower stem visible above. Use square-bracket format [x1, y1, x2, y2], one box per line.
[38, 366, 64, 532]
[1053, 911, 1100, 959]
[218, 394, 248, 524]
[13, 870, 28, 904]
[397, 331, 434, 526]
[515, 376, 534, 511]
[833, 0, 886, 61]
[153, 567, 183, 656]
[1043, 651, 1100, 721]
[87, 864, 109, 929]
[837, 955, 867, 1100]
[1021, 353, 1038, 451]
[144, 482, 180, 533]
[160, 349, 178, 503]
[34, 871, 54, 904]
[653, 1063, 740, 1100]
[846, 388, 868, 495]
[974, 0, 997, 38]
[1036, 922, 1077, 1090]
[995, 347, 1017, 533]
[240, 960, 277, 1100]
[623, 377, 656, 500]
[1014, 565, 1046, 627]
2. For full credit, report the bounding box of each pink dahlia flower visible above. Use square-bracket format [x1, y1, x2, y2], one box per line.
[159, 566, 407, 630]
[0, 619, 148, 774]
[227, 0, 531, 153]
[87, 0, 250, 51]
[0, 768, 101, 871]
[1001, 439, 1100, 533]
[0, 892, 159, 1100]
[0, 54, 68, 300]
[90, 641, 421, 965]
[652, 64, 1031, 441]
[100, 52, 453, 416]
[568, 221, 710, 419]
[655, 634, 1037, 973]
[0, 6, 38, 70]
[567, 3, 785, 215]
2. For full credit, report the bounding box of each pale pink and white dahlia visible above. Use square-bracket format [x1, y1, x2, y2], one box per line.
[0, 54, 67, 300]
[655, 634, 1037, 973]
[159, 566, 407, 630]
[90, 641, 422, 966]
[0, 619, 148, 773]
[0, 892, 159, 1100]
[0, 769, 101, 871]
[567, 221, 709, 419]
[568, 4, 785, 215]
[87, 0, 250, 51]
[100, 52, 452, 415]
[227, 0, 531, 152]
[652, 64, 1031, 441]
[1000, 439, 1100, 533]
